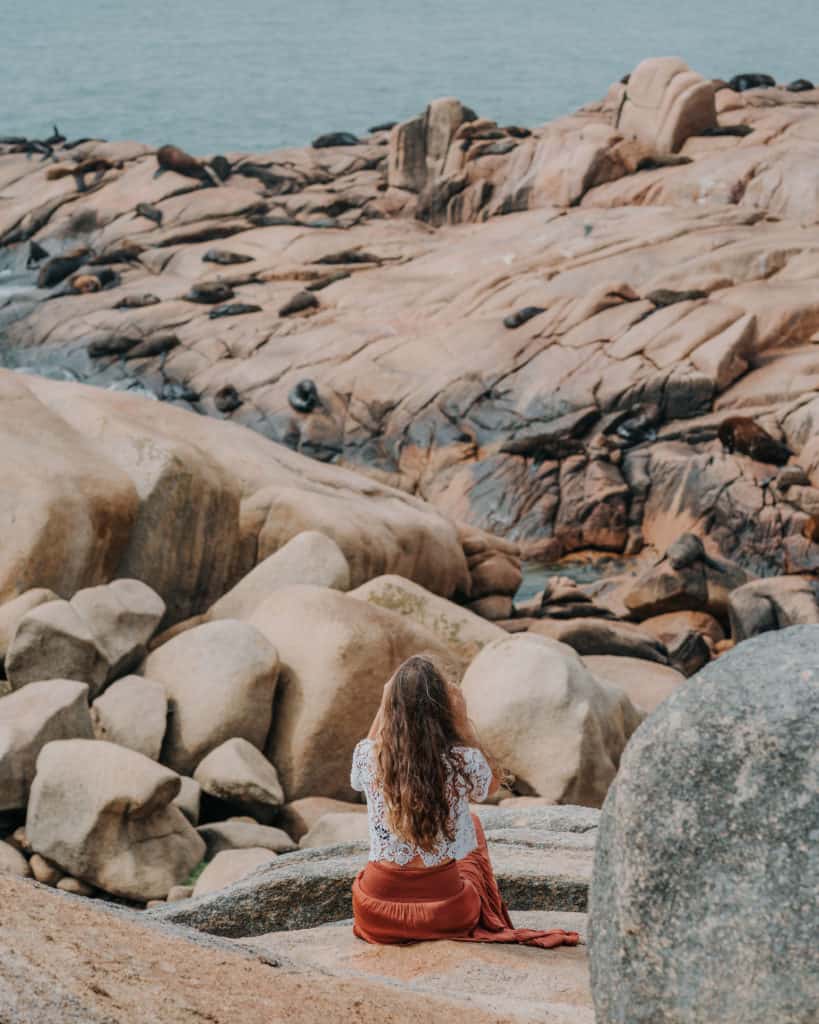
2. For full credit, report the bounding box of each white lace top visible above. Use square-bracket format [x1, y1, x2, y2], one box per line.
[350, 738, 493, 866]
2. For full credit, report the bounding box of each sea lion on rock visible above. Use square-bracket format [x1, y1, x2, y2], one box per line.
[184, 282, 234, 304]
[46, 158, 121, 191]
[209, 155, 232, 181]
[503, 306, 545, 329]
[203, 249, 253, 265]
[208, 303, 262, 319]
[26, 240, 49, 267]
[136, 202, 163, 226]
[289, 379, 319, 413]
[646, 288, 708, 307]
[155, 144, 220, 185]
[787, 79, 815, 92]
[718, 416, 791, 466]
[279, 291, 319, 317]
[728, 73, 776, 92]
[36, 248, 90, 288]
[700, 124, 754, 137]
[214, 385, 243, 413]
[369, 121, 397, 133]
[114, 293, 160, 309]
[70, 274, 101, 294]
[311, 131, 359, 148]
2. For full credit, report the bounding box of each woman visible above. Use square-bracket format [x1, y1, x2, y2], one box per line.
[350, 654, 579, 948]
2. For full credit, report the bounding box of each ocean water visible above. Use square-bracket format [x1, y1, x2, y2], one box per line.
[2, 0, 818, 155]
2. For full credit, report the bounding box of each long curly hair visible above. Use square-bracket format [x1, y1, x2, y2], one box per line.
[375, 655, 472, 852]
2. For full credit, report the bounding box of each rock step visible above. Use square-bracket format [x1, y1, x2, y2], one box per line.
[239, 913, 593, 1024]
[149, 828, 595, 937]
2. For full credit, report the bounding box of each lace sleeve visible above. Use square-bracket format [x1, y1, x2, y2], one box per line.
[350, 739, 372, 792]
[463, 747, 493, 802]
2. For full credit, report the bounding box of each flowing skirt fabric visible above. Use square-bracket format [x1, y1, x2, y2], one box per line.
[352, 815, 580, 949]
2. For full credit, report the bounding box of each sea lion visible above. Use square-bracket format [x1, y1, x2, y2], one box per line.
[700, 124, 754, 138]
[26, 240, 49, 267]
[635, 154, 693, 171]
[503, 306, 545, 329]
[728, 73, 776, 92]
[162, 380, 200, 403]
[114, 293, 160, 309]
[305, 270, 351, 292]
[135, 202, 163, 226]
[214, 385, 243, 413]
[288, 379, 319, 413]
[613, 403, 662, 445]
[646, 288, 708, 308]
[155, 144, 220, 185]
[70, 274, 101, 294]
[208, 303, 262, 319]
[279, 291, 319, 317]
[787, 79, 815, 92]
[202, 249, 253, 265]
[315, 249, 379, 265]
[90, 242, 143, 265]
[184, 282, 234, 304]
[125, 333, 179, 359]
[236, 163, 295, 193]
[368, 121, 397, 133]
[311, 131, 359, 148]
[209, 155, 232, 181]
[718, 416, 791, 466]
[47, 158, 120, 191]
[803, 516, 819, 543]
[36, 247, 90, 288]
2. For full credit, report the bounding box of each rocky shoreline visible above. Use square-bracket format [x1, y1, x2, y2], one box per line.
[1, 57, 818, 1023]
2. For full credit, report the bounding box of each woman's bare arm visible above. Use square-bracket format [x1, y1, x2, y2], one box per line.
[366, 677, 393, 740]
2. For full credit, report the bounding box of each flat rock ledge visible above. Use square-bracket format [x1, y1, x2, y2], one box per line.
[149, 805, 599, 936]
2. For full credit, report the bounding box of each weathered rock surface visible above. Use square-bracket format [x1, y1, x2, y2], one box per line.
[0, 679, 93, 810]
[6, 578, 165, 696]
[349, 573, 505, 662]
[249, 585, 460, 800]
[207, 531, 350, 621]
[583, 655, 685, 713]
[2, 67, 818, 582]
[26, 738, 205, 900]
[0, 588, 58, 664]
[277, 796, 366, 841]
[193, 848, 277, 898]
[0, 839, 30, 876]
[461, 635, 644, 806]
[589, 626, 819, 1024]
[198, 820, 298, 857]
[193, 738, 284, 819]
[150, 805, 598, 936]
[728, 575, 819, 641]
[90, 674, 167, 760]
[141, 619, 279, 776]
[299, 813, 369, 849]
[0, 872, 590, 1024]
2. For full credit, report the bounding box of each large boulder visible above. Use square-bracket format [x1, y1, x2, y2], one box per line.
[584, 655, 684, 713]
[0, 589, 58, 664]
[299, 812, 369, 849]
[349, 574, 505, 663]
[197, 821, 297, 857]
[461, 634, 644, 807]
[589, 626, 819, 1024]
[527, 617, 668, 664]
[141, 620, 278, 776]
[0, 372, 137, 606]
[192, 848, 276, 898]
[6, 579, 165, 697]
[0, 680, 93, 811]
[0, 840, 30, 877]
[728, 576, 819, 641]
[193, 738, 284, 820]
[277, 797, 366, 842]
[249, 585, 459, 801]
[26, 739, 205, 901]
[91, 675, 167, 760]
[207, 531, 350, 621]
[617, 57, 717, 154]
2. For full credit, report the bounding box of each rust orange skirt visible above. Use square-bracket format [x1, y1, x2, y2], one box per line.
[352, 815, 580, 949]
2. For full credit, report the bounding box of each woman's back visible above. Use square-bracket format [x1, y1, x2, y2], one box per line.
[351, 737, 493, 866]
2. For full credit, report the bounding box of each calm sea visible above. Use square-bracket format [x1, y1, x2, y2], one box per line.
[2, 0, 818, 155]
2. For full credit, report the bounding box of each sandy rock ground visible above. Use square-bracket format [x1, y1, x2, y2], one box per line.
[0, 876, 590, 1023]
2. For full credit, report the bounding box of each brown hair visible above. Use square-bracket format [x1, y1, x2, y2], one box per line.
[375, 655, 469, 852]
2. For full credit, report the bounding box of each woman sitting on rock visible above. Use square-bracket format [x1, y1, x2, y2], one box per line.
[350, 654, 579, 948]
